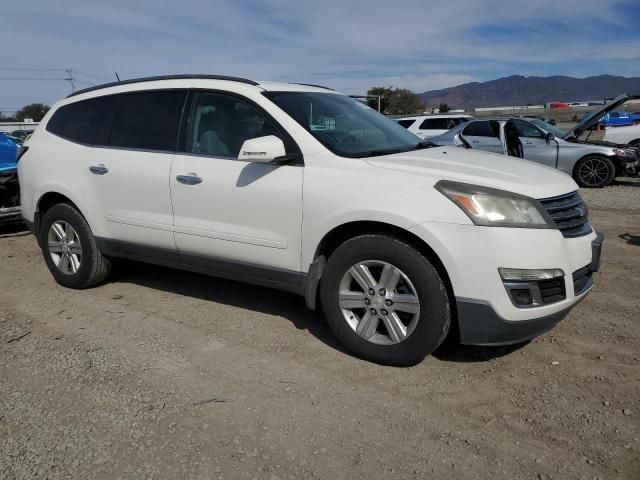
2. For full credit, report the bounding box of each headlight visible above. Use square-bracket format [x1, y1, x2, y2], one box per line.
[613, 148, 638, 161]
[435, 180, 555, 228]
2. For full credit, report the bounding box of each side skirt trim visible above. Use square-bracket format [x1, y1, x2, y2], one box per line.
[95, 237, 307, 296]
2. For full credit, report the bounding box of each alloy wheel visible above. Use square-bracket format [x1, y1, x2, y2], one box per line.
[578, 158, 611, 187]
[47, 221, 83, 275]
[338, 260, 420, 345]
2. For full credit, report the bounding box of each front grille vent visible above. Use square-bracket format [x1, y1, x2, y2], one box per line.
[572, 266, 593, 295]
[539, 191, 592, 238]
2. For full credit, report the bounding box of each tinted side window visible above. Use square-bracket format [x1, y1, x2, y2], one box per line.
[396, 119, 415, 129]
[47, 96, 119, 144]
[419, 118, 449, 130]
[109, 90, 184, 151]
[511, 119, 545, 138]
[186, 92, 284, 158]
[463, 121, 499, 138]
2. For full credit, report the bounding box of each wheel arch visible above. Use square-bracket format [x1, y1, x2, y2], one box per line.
[305, 220, 456, 322]
[34, 191, 88, 240]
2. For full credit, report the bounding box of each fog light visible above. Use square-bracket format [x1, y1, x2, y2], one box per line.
[499, 268, 564, 282]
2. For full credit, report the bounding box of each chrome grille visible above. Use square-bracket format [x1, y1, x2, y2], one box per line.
[539, 191, 592, 238]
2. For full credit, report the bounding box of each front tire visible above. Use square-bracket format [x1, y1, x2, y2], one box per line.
[320, 234, 451, 366]
[39, 203, 111, 288]
[574, 155, 615, 188]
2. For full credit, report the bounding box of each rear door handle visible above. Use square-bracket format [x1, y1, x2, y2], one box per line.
[524, 141, 534, 145]
[89, 164, 109, 175]
[176, 173, 203, 185]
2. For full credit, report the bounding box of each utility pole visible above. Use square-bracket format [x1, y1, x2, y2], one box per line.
[65, 69, 76, 92]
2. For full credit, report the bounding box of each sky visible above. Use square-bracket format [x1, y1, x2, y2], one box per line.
[1, 0, 639, 112]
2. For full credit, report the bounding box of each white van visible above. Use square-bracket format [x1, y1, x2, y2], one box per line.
[18, 75, 602, 365]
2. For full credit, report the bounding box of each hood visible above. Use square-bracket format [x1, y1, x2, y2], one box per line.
[566, 93, 640, 140]
[366, 147, 577, 199]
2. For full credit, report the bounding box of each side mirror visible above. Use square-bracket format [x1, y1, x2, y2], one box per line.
[545, 132, 555, 142]
[238, 135, 286, 163]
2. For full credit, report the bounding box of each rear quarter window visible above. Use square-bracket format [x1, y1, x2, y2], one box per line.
[46, 95, 119, 144]
[108, 90, 185, 151]
[396, 119, 416, 129]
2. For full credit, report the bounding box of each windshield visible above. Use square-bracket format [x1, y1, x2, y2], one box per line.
[263, 91, 431, 158]
[529, 119, 567, 139]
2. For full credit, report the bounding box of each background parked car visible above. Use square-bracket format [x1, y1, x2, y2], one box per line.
[6, 129, 34, 145]
[599, 111, 640, 127]
[579, 110, 640, 127]
[395, 114, 474, 139]
[0, 133, 21, 224]
[520, 114, 556, 125]
[431, 94, 640, 188]
[431, 116, 639, 188]
[603, 123, 640, 148]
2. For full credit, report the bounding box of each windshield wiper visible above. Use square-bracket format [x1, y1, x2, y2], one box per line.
[356, 142, 435, 158]
[356, 147, 408, 158]
[414, 141, 435, 150]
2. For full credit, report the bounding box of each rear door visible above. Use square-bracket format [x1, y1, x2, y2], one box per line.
[87, 90, 186, 256]
[461, 120, 504, 154]
[511, 119, 558, 168]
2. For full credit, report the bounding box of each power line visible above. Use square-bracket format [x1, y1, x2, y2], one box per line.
[0, 67, 67, 72]
[0, 77, 68, 81]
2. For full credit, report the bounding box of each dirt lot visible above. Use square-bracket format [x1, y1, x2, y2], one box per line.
[1, 207, 639, 480]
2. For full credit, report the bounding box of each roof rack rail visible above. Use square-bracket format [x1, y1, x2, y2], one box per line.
[67, 74, 259, 98]
[293, 83, 334, 91]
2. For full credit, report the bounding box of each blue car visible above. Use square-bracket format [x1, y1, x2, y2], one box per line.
[578, 110, 640, 128]
[0, 132, 21, 224]
[598, 111, 640, 127]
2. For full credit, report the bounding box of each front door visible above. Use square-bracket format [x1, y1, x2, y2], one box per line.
[511, 119, 558, 168]
[170, 91, 304, 277]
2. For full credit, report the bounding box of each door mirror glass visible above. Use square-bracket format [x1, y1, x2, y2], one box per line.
[545, 132, 555, 142]
[238, 135, 286, 163]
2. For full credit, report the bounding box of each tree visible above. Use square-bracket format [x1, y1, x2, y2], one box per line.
[387, 89, 424, 115]
[0, 112, 16, 122]
[15, 103, 50, 122]
[438, 103, 451, 113]
[366, 86, 394, 112]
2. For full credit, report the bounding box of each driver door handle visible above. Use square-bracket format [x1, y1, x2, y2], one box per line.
[89, 164, 109, 175]
[176, 173, 203, 185]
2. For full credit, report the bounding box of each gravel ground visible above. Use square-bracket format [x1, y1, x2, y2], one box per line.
[580, 177, 640, 210]
[1, 208, 639, 480]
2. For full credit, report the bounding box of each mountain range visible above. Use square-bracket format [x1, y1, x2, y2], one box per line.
[418, 75, 640, 109]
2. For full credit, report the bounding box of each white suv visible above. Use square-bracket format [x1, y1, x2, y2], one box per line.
[18, 75, 603, 366]
[396, 114, 474, 139]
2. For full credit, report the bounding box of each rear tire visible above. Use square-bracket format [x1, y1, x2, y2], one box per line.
[39, 203, 111, 289]
[319, 234, 451, 366]
[573, 155, 615, 188]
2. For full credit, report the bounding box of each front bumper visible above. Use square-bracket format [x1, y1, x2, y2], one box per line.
[456, 232, 604, 345]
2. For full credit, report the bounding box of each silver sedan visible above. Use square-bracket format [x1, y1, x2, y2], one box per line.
[430, 96, 640, 188]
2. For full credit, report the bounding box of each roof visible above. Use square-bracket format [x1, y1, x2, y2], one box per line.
[397, 114, 474, 120]
[67, 74, 335, 98]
